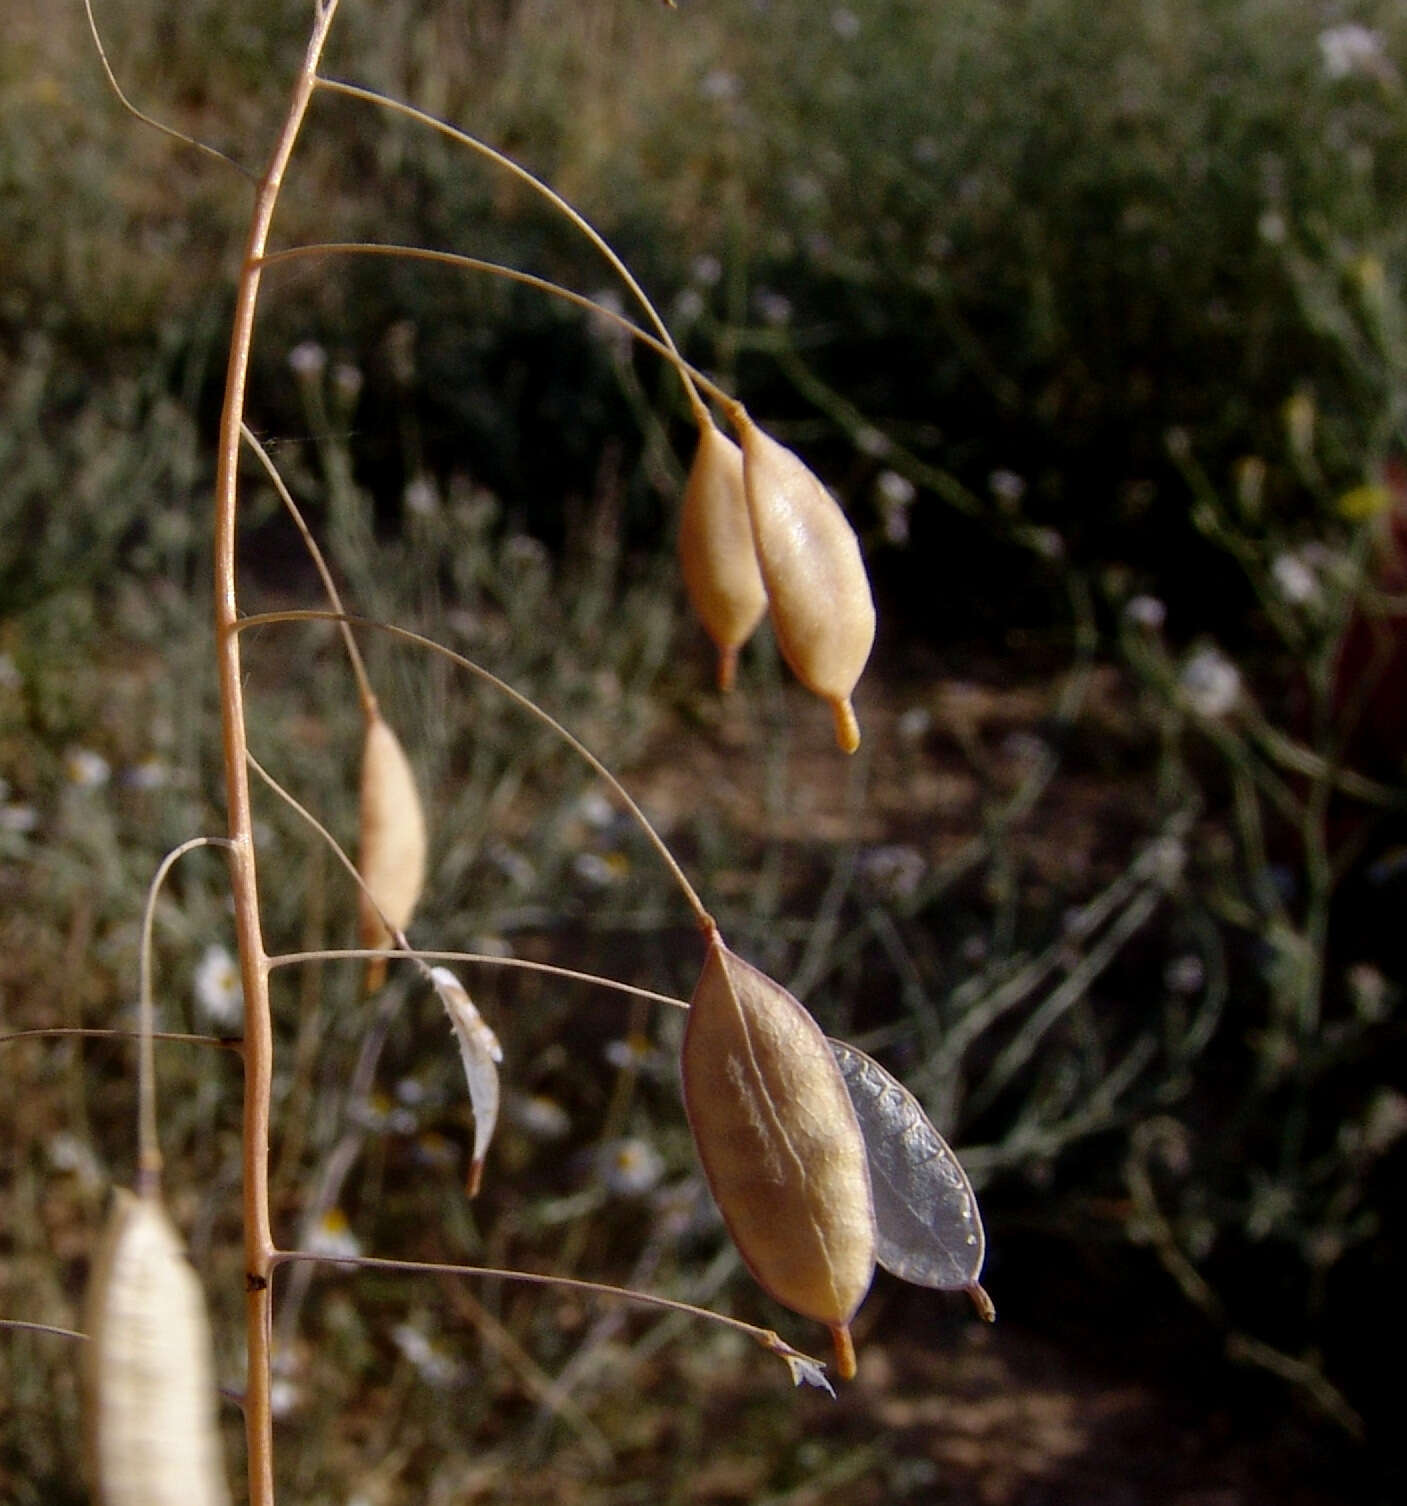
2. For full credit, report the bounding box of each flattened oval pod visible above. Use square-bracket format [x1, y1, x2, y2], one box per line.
[357, 710, 427, 991]
[682, 928, 876, 1378]
[679, 419, 768, 692]
[84, 1190, 231, 1506]
[733, 410, 876, 752]
[830, 1041, 992, 1316]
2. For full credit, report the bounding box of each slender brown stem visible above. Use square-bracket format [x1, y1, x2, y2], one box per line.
[212, 5, 342, 1501]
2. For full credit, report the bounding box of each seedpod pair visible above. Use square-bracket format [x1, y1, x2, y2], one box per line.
[681, 929, 992, 1379]
[678, 406, 877, 752]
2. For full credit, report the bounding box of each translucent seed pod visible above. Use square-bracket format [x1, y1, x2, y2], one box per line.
[357, 710, 427, 991]
[84, 1190, 231, 1506]
[681, 927, 876, 1378]
[733, 409, 876, 752]
[679, 418, 768, 691]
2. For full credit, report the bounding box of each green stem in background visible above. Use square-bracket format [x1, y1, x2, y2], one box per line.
[212, 4, 342, 1501]
[313, 77, 712, 428]
[237, 608, 714, 933]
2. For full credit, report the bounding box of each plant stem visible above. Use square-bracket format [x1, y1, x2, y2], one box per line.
[212, 4, 342, 1502]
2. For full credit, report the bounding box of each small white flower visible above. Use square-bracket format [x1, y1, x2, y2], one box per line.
[691, 254, 723, 287]
[896, 705, 932, 742]
[603, 1033, 670, 1078]
[587, 287, 631, 357]
[508, 1093, 571, 1141]
[194, 943, 243, 1029]
[1124, 594, 1167, 630]
[831, 7, 860, 40]
[574, 789, 617, 830]
[1163, 954, 1206, 994]
[1179, 645, 1241, 719]
[699, 68, 741, 103]
[857, 844, 926, 901]
[123, 756, 169, 790]
[573, 851, 627, 887]
[876, 469, 916, 509]
[1271, 551, 1320, 606]
[673, 287, 705, 324]
[269, 1376, 302, 1418]
[332, 361, 363, 403]
[403, 475, 439, 517]
[1, 804, 39, 833]
[307, 1208, 361, 1264]
[988, 469, 1026, 507]
[599, 1137, 665, 1196]
[47, 1130, 104, 1190]
[63, 747, 110, 788]
[391, 1323, 462, 1387]
[1318, 24, 1396, 84]
[288, 340, 327, 378]
[753, 289, 793, 327]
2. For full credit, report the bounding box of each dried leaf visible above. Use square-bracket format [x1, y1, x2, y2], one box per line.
[431, 967, 501, 1196]
[829, 1040, 987, 1293]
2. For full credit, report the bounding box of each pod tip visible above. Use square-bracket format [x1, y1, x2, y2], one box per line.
[830, 697, 861, 754]
[829, 1323, 858, 1381]
[967, 1282, 996, 1323]
[716, 644, 739, 693]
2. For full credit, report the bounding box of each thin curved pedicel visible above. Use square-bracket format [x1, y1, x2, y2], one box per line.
[829, 1041, 989, 1303]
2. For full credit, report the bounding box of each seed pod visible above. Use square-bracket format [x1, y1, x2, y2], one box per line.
[84, 1189, 231, 1506]
[681, 927, 875, 1378]
[679, 418, 767, 691]
[357, 709, 427, 991]
[829, 1041, 989, 1306]
[733, 409, 876, 752]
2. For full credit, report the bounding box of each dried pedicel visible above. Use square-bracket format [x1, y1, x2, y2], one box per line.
[357, 709, 427, 991]
[679, 417, 768, 691]
[829, 1041, 992, 1315]
[431, 966, 502, 1196]
[84, 1190, 231, 1506]
[732, 407, 876, 752]
[681, 925, 876, 1378]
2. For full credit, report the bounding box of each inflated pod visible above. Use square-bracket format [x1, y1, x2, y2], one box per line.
[679, 418, 768, 691]
[84, 1190, 231, 1506]
[733, 409, 876, 752]
[357, 709, 427, 991]
[681, 925, 876, 1378]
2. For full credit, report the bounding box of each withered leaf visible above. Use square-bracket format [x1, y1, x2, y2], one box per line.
[431, 967, 501, 1197]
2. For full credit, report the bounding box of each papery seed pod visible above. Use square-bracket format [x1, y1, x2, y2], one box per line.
[357, 710, 427, 991]
[84, 1190, 231, 1506]
[679, 418, 768, 691]
[733, 409, 876, 752]
[681, 926, 876, 1378]
[829, 1041, 990, 1310]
